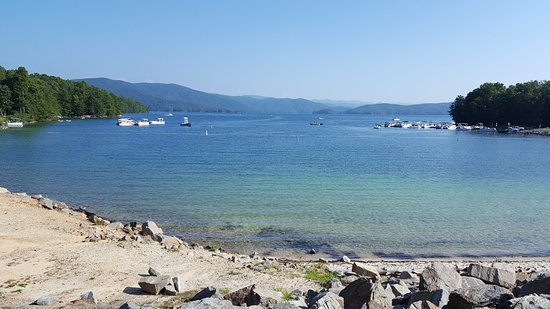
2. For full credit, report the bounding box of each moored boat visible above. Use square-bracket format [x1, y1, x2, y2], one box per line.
[117, 118, 134, 126]
[149, 118, 165, 125]
[135, 118, 150, 126]
[180, 117, 191, 127]
[6, 120, 24, 128]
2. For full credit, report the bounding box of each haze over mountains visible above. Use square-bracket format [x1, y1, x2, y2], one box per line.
[76, 78, 451, 115]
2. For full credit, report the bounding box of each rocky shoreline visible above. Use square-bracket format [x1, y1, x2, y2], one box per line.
[1, 186, 550, 309]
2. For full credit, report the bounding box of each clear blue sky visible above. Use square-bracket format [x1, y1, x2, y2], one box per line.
[2, 1, 550, 103]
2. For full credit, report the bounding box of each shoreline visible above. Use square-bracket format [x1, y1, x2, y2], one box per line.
[2, 185, 550, 308]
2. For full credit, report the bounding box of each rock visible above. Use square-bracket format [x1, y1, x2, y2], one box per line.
[339, 277, 373, 309]
[162, 236, 183, 250]
[461, 276, 486, 288]
[390, 282, 411, 297]
[225, 285, 260, 306]
[400, 271, 420, 285]
[468, 263, 516, 289]
[173, 276, 184, 292]
[352, 262, 380, 279]
[255, 287, 283, 307]
[193, 286, 220, 301]
[515, 272, 550, 297]
[80, 291, 97, 303]
[33, 295, 58, 305]
[142, 221, 163, 237]
[309, 291, 344, 309]
[152, 233, 167, 242]
[39, 198, 54, 210]
[272, 303, 301, 309]
[446, 284, 514, 309]
[148, 267, 161, 276]
[309, 248, 317, 254]
[341, 255, 351, 263]
[431, 288, 450, 307]
[177, 298, 236, 308]
[409, 300, 439, 309]
[107, 222, 124, 230]
[119, 301, 141, 309]
[420, 262, 462, 292]
[164, 284, 177, 296]
[506, 294, 550, 309]
[368, 281, 393, 309]
[0, 187, 10, 194]
[138, 275, 171, 295]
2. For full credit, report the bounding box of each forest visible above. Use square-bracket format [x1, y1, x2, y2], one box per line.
[449, 81, 550, 127]
[0, 66, 148, 122]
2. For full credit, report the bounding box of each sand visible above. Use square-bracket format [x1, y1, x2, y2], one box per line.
[1, 188, 550, 308]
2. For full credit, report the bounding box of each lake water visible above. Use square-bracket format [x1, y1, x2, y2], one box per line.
[2, 113, 550, 259]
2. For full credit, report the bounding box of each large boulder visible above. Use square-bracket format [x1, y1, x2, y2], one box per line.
[138, 275, 172, 295]
[390, 282, 411, 297]
[254, 288, 283, 307]
[33, 295, 58, 306]
[468, 263, 516, 289]
[446, 284, 514, 309]
[224, 285, 260, 306]
[339, 277, 373, 309]
[352, 262, 381, 279]
[420, 263, 462, 292]
[506, 294, 550, 309]
[141, 221, 163, 236]
[367, 281, 393, 309]
[309, 291, 344, 309]
[461, 276, 486, 289]
[515, 272, 550, 297]
[193, 286, 221, 301]
[80, 291, 97, 304]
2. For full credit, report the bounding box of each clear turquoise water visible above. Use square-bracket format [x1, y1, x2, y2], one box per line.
[2, 113, 550, 258]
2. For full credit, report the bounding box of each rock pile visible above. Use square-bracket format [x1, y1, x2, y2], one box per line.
[138, 267, 184, 296]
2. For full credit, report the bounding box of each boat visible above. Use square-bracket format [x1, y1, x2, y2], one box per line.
[117, 118, 134, 126]
[135, 118, 150, 126]
[6, 120, 24, 128]
[165, 113, 174, 117]
[149, 118, 165, 125]
[374, 124, 382, 129]
[506, 126, 524, 133]
[180, 117, 191, 127]
[310, 120, 323, 125]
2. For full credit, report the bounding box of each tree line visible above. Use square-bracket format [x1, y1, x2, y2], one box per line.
[449, 81, 550, 127]
[0, 66, 148, 121]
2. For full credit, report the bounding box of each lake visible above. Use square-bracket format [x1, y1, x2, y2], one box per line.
[1, 113, 550, 258]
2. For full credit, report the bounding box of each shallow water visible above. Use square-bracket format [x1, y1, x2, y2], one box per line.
[2, 113, 550, 258]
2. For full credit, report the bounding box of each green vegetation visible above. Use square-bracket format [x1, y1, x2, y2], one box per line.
[273, 287, 293, 301]
[0, 65, 148, 122]
[304, 263, 338, 288]
[449, 81, 550, 127]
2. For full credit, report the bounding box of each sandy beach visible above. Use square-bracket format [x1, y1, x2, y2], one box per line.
[1, 187, 550, 308]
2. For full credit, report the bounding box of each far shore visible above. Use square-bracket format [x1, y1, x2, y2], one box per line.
[1, 185, 550, 308]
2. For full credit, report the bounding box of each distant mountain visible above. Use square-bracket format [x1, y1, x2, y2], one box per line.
[76, 78, 327, 114]
[345, 102, 451, 115]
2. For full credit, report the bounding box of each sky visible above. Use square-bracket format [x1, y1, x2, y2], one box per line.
[1, 1, 550, 104]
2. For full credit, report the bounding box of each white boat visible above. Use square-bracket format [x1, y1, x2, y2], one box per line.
[6, 120, 24, 128]
[180, 117, 191, 127]
[373, 124, 382, 129]
[507, 126, 524, 133]
[149, 118, 165, 125]
[135, 118, 150, 126]
[117, 118, 134, 126]
[165, 113, 174, 117]
[478, 127, 497, 133]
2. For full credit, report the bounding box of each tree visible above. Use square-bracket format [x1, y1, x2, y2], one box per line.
[0, 85, 12, 116]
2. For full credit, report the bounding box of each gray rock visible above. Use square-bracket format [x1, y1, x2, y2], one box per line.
[33, 295, 58, 305]
[164, 284, 177, 296]
[224, 284, 260, 306]
[341, 256, 351, 263]
[152, 233, 167, 242]
[148, 267, 161, 276]
[446, 284, 514, 309]
[255, 287, 283, 307]
[506, 294, 550, 309]
[516, 272, 550, 297]
[272, 302, 301, 309]
[193, 286, 219, 301]
[390, 282, 411, 297]
[173, 276, 184, 292]
[162, 236, 183, 250]
[352, 262, 380, 279]
[468, 263, 516, 289]
[0, 187, 11, 194]
[461, 276, 486, 289]
[368, 281, 393, 309]
[420, 262, 462, 292]
[107, 221, 124, 230]
[309, 291, 344, 309]
[80, 291, 97, 303]
[138, 275, 171, 295]
[431, 288, 450, 307]
[409, 300, 439, 309]
[119, 301, 141, 309]
[142, 221, 163, 237]
[339, 277, 373, 309]
[40, 198, 54, 210]
[177, 297, 236, 309]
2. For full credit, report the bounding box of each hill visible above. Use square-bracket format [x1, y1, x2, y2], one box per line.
[345, 102, 451, 115]
[76, 78, 327, 114]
